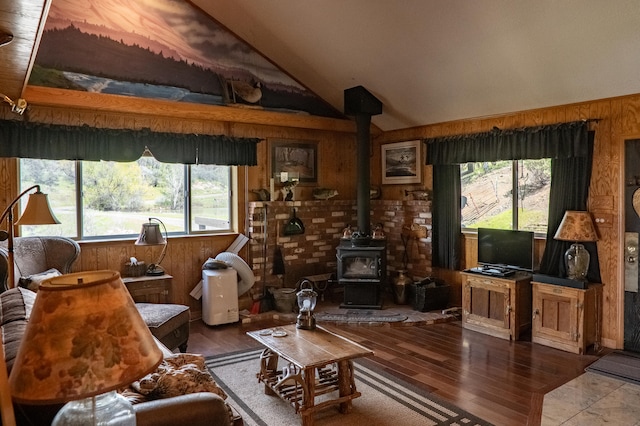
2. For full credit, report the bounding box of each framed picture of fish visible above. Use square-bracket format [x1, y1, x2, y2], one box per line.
[381, 140, 422, 185]
[269, 139, 318, 184]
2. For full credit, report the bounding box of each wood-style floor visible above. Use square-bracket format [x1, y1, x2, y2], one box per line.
[188, 315, 603, 426]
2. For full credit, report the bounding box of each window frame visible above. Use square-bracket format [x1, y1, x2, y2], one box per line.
[19, 158, 237, 241]
[460, 158, 550, 237]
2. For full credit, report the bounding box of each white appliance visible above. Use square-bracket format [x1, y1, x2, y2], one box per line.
[202, 268, 239, 326]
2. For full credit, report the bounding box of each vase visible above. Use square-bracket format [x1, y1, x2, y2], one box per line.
[393, 270, 412, 305]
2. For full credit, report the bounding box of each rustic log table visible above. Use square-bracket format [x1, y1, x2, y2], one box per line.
[246, 324, 374, 426]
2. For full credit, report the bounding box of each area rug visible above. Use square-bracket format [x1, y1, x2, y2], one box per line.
[586, 351, 640, 385]
[206, 348, 493, 426]
[314, 310, 408, 323]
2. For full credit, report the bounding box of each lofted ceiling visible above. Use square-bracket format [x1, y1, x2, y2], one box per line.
[3, 0, 640, 131]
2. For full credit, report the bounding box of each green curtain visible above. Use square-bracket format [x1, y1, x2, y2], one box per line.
[425, 120, 596, 273]
[432, 164, 461, 269]
[0, 120, 261, 165]
[539, 131, 601, 282]
[426, 121, 590, 165]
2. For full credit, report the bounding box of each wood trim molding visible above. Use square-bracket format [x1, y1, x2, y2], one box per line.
[23, 86, 358, 133]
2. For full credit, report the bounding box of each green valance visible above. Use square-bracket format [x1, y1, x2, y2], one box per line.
[426, 120, 590, 165]
[0, 120, 261, 165]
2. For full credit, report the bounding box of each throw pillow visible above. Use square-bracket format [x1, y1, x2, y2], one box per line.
[131, 353, 227, 401]
[18, 268, 61, 292]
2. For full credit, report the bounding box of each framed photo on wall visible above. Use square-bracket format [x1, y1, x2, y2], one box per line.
[269, 139, 318, 184]
[381, 140, 422, 184]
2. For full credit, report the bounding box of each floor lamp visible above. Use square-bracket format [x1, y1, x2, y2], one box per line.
[0, 185, 60, 289]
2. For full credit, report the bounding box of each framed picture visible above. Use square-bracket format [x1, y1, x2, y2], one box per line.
[269, 139, 318, 184]
[381, 140, 422, 185]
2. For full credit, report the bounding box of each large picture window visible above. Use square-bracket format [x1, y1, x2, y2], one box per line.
[19, 158, 233, 239]
[460, 158, 551, 234]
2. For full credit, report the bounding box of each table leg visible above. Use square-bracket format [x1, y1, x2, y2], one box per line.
[337, 360, 355, 413]
[301, 366, 316, 426]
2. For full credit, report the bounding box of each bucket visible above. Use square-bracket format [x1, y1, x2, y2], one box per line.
[270, 288, 297, 313]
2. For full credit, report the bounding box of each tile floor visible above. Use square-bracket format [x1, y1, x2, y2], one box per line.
[542, 372, 640, 425]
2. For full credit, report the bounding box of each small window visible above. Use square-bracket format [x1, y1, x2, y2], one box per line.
[460, 158, 551, 234]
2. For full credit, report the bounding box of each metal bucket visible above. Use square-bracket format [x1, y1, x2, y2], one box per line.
[270, 288, 297, 313]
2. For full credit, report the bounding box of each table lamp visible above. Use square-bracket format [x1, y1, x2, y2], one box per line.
[0, 184, 60, 289]
[9, 270, 163, 425]
[135, 217, 168, 276]
[554, 210, 598, 281]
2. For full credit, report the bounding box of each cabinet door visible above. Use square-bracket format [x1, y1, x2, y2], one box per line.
[125, 278, 170, 303]
[464, 277, 511, 332]
[532, 285, 579, 344]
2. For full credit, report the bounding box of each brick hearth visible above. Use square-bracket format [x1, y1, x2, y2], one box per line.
[247, 200, 432, 292]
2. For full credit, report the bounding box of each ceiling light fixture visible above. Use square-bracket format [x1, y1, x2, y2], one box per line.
[0, 93, 27, 115]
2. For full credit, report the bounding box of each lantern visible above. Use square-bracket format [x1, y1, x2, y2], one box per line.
[296, 280, 318, 330]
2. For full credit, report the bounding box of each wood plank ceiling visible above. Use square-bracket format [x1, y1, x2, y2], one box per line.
[0, 0, 51, 102]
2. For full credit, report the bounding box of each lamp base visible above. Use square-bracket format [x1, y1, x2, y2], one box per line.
[565, 243, 590, 281]
[296, 312, 316, 330]
[52, 391, 135, 425]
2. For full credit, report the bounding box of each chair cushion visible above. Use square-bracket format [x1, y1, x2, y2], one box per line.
[136, 303, 190, 352]
[0, 287, 36, 372]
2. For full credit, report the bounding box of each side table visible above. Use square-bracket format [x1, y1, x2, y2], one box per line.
[531, 281, 602, 354]
[122, 274, 172, 304]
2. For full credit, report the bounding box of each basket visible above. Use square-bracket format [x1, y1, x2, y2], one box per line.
[408, 278, 450, 312]
[123, 261, 146, 277]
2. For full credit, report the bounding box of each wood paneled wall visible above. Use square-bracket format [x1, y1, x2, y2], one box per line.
[373, 95, 640, 349]
[1, 86, 638, 348]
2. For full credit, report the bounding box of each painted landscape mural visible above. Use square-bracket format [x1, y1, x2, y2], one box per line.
[30, 0, 342, 118]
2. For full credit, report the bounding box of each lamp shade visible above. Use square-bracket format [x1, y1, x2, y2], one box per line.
[135, 222, 166, 245]
[553, 210, 598, 242]
[14, 190, 60, 226]
[9, 270, 162, 404]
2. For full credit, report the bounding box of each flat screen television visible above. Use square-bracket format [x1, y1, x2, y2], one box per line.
[477, 228, 534, 272]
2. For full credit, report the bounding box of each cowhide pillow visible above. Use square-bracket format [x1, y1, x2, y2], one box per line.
[131, 353, 227, 400]
[18, 268, 61, 292]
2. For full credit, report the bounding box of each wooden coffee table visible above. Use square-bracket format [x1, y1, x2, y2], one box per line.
[247, 324, 374, 426]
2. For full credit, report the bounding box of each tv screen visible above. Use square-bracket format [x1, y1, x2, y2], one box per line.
[477, 228, 534, 272]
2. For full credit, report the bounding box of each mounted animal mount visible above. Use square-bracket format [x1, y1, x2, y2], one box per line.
[404, 188, 432, 201]
[220, 77, 262, 105]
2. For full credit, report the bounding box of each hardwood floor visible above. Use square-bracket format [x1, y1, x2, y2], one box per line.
[188, 316, 603, 426]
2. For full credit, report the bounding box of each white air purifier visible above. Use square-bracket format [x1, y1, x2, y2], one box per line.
[202, 268, 239, 326]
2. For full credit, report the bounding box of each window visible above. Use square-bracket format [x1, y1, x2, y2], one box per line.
[19, 158, 233, 239]
[460, 158, 551, 234]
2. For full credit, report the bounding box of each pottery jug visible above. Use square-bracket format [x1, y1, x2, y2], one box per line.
[393, 270, 412, 304]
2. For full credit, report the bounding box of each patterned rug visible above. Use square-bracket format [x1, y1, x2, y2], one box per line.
[314, 310, 408, 323]
[206, 348, 493, 426]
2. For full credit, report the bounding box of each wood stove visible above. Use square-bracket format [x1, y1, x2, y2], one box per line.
[337, 238, 386, 309]
[339, 85, 385, 308]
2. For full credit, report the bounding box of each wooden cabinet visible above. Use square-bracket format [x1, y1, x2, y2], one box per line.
[122, 274, 172, 303]
[461, 272, 532, 340]
[531, 281, 602, 354]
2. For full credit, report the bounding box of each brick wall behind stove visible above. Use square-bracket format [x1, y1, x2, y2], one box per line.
[248, 200, 431, 290]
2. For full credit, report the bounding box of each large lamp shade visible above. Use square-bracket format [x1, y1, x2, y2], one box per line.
[9, 270, 162, 404]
